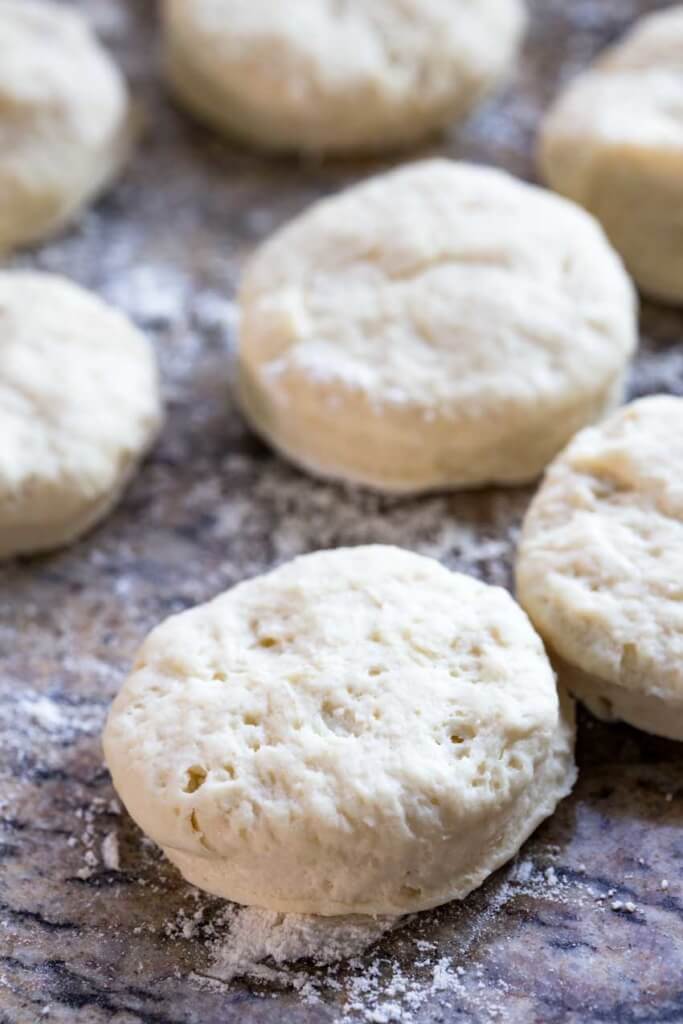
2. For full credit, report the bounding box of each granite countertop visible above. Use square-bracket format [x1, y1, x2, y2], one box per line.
[2, 1, 683, 1022]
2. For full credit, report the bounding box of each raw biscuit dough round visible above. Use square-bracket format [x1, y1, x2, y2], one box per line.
[539, 6, 683, 304]
[237, 159, 637, 494]
[162, 0, 526, 154]
[517, 396, 683, 740]
[0, 271, 163, 559]
[0, 0, 135, 253]
[103, 545, 576, 916]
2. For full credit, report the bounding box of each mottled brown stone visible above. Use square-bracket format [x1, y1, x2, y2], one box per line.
[1, 1, 683, 1022]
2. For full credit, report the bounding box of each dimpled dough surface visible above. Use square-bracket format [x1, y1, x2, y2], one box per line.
[0, 271, 163, 558]
[517, 396, 683, 740]
[162, 0, 526, 154]
[0, 0, 133, 253]
[539, 6, 683, 303]
[104, 546, 576, 916]
[238, 160, 637, 494]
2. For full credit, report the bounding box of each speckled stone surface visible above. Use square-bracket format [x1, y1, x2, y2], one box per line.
[2, 1, 683, 1022]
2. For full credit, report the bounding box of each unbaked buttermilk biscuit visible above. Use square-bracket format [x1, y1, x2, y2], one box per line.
[237, 160, 637, 494]
[540, 6, 683, 304]
[104, 546, 576, 916]
[0, 0, 135, 253]
[162, 0, 526, 154]
[517, 396, 683, 740]
[0, 272, 162, 559]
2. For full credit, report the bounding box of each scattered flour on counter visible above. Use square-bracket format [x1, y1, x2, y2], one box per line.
[338, 954, 508, 1023]
[102, 263, 191, 329]
[101, 832, 120, 871]
[205, 908, 400, 983]
[237, 457, 526, 589]
[192, 289, 240, 337]
[5, 689, 124, 884]
[101, 262, 238, 344]
[5, 688, 105, 750]
[74, 799, 114, 880]
[20, 696, 65, 732]
[154, 847, 600, 1022]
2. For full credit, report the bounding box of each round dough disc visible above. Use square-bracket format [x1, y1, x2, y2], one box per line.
[238, 159, 637, 494]
[162, 0, 526, 154]
[104, 545, 576, 916]
[539, 6, 683, 304]
[0, 0, 135, 253]
[517, 396, 683, 740]
[0, 271, 163, 558]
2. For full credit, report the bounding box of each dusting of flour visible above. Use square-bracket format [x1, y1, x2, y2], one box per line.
[200, 907, 400, 983]
[151, 850, 613, 1022]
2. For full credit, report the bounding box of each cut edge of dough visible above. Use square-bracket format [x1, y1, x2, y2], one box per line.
[236, 358, 627, 495]
[554, 653, 683, 742]
[157, 691, 576, 916]
[0, 423, 161, 560]
[0, 101, 140, 256]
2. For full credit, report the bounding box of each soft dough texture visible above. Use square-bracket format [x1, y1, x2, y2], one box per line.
[237, 160, 637, 494]
[517, 396, 683, 740]
[0, 0, 135, 253]
[0, 272, 163, 558]
[104, 545, 576, 916]
[539, 6, 683, 304]
[162, 0, 526, 154]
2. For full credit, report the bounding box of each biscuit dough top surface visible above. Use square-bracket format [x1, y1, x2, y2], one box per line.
[240, 160, 636, 415]
[541, 7, 683, 154]
[0, 0, 128, 153]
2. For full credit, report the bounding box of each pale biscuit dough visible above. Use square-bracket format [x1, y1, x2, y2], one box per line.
[0, 272, 163, 559]
[517, 396, 683, 740]
[0, 0, 135, 253]
[104, 545, 576, 916]
[539, 6, 683, 304]
[162, 0, 526, 154]
[237, 160, 637, 494]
